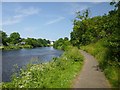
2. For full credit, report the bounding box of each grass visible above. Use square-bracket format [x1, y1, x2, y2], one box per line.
[2, 46, 84, 88]
[81, 39, 119, 88]
[2, 45, 33, 50]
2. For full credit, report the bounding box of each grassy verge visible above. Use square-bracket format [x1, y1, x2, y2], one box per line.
[2, 46, 84, 88]
[1, 45, 33, 50]
[81, 40, 119, 87]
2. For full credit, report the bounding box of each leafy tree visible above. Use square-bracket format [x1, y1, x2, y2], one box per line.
[37, 38, 49, 47]
[53, 37, 70, 50]
[9, 32, 21, 45]
[24, 38, 49, 47]
[106, 1, 120, 61]
[0, 31, 50, 48]
[64, 37, 69, 41]
[70, 9, 91, 47]
[0, 31, 8, 45]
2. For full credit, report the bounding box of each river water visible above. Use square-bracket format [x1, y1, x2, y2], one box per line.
[2, 47, 63, 82]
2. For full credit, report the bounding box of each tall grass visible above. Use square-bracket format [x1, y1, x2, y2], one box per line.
[81, 39, 119, 87]
[3, 45, 33, 50]
[2, 46, 84, 88]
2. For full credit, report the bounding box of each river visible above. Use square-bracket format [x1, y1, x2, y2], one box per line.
[2, 47, 63, 82]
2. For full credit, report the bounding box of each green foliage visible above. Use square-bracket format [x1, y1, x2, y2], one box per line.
[25, 38, 38, 47]
[9, 32, 21, 44]
[70, 10, 91, 47]
[2, 45, 33, 50]
[106, 1, 120, 63]
[23, 38, 49, 48]
[21, 45, 33, 49]
[81, 39, 119, 87]
[70, 12, 110, 47]
[70, 2, 120, 50]
[53, 37, 71, 50]
[0, 31, 8, 46]
[3, 45, 21, 50]
[2, 46, 84, 88]
[37, 38, 50, 47]
[0, 31, 50, 50]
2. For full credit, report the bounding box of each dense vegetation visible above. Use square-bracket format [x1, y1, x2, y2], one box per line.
[70, 2, 120, 87]
[0, 31, 50, 50]
[53, 37, 71, 50]
[2, 46, 84, 88]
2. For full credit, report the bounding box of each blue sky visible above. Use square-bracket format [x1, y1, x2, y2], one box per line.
[1, 2, 115, 41]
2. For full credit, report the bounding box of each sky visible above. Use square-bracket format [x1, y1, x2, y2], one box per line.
[1, 2, 115, 41]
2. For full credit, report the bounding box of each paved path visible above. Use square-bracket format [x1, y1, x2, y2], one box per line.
[73, 50, 111, 88]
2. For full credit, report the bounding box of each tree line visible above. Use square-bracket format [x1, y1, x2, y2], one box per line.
[0, 31, 50, 49]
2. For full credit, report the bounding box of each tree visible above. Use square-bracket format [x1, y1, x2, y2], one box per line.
[53, 37, 70, 50]
[64, 37, 69, 41]
[106, 1, 120, 61]
[0, 31, 8, 45]
[24, 38, 49, 47]
[9, 32, 21, 44]
[70, 9, 91, 47]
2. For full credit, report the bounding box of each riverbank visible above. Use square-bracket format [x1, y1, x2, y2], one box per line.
[1, 44, 51, 51]
[2, 46, 84, 88]
[81, 40, 119, 88]
[1, 45, 33, 50]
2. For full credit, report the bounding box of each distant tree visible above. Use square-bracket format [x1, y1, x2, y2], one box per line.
[53, 37, 70, 50]
[64, 37, 69, 41]
[9, 32, 21, 44]
[46, 40, 50, 45]
[24, 38, 49, 47]
[0, 31, 8, 45]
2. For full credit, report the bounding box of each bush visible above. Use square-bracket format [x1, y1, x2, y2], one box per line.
[3, 45, 21, 50]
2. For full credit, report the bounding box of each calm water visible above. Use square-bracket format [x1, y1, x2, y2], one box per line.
[2, 47, 63, 82]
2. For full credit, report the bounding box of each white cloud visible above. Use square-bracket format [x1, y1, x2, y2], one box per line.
[2, 15, 23, 25]
[46, 17, 65, 25]
[2, 19, 21, 26]
[2, 7, 40, 26]
[15, 7, 40, 16]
